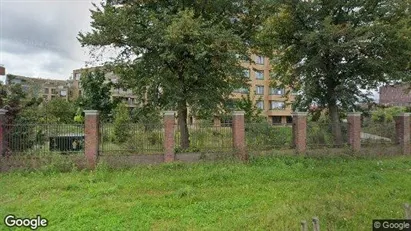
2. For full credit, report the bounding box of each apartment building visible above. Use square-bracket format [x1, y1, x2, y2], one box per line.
[5, 74, 73, 102]
[379, 84, 411, 106]
[72, 54, 295, 124]
[231, 54, 295, 124]
[72, 68, 139, 108]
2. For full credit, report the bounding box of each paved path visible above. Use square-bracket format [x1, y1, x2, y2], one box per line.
[361, 132, 392, 142]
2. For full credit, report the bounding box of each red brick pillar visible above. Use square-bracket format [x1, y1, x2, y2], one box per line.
[232, 111, 247, 161]
[0, 109, 7, 157]
[164, 111, 175, 162]
[347, 112, 362, 152]
[395, 113, 410, 155]
[292, 112, 307, 154]
[84, 110, 99, 169]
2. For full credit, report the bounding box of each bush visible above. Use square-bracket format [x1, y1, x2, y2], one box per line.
[245, 122, 292, 149]
[113, 103, 131, 144]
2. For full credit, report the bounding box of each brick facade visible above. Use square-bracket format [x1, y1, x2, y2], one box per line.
[292, 112, 307, 154]
[395, 113, 410, 155]
[379, 84, 411, 106]
[163, 111, 176, 162]
[84, 110, 99, 169]
[347, 112, 362, 152]
[232, 111, 247, 161]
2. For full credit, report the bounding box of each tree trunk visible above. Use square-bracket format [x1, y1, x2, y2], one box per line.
[178, 104, 190, 149]
[329, 103, 343, 146]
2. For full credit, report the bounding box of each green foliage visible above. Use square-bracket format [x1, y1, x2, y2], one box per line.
[113, 103, 131, 144]
[73, 108, 84, 123]
[79, 69, 114, 121]
[43, 99, 76, 124]
[130, 106, 161, 126]
[245, 122, 292, 149]
[234, 94, 265, 123]
[259, 0, 411, 141]
[371, 106, 406, 123]
[78, 0, 274, 146]
[2, 156, 411, 230]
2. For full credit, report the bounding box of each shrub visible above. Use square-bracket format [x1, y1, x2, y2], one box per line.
[113, 103, 131, 144]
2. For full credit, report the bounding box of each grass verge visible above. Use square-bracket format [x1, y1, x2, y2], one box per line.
[1, 154, 411, 230]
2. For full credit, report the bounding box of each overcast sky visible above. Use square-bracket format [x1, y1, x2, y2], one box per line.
[0, 0, 100, 80]
[0, 0, 380, 101]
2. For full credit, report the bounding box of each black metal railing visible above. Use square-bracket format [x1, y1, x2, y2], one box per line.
[245, 122, 293, 150]
[306, 121, 349, 148]
[361, 119, 396, 146]
[174, 123, 233, 153]
[99, 123, 164, 155]
[2, 123, 84, 155]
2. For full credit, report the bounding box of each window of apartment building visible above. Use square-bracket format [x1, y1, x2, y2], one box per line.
[243, 69, 250, 78]
[255, 70, 264, 80]
[60, 90, 67, 97]
[51, 88, 57, 94]
[286, 116, 293, 124]
[272, 116, 282, 124]
[270, 100, 285, 110]
[256, 55, 264, 65]
[256, 101, 264, 109]
[255, 85, 264, 95]
[234, 87, 249, 94]
[44, 88, 49, 94]
[270, 88, 284, 95]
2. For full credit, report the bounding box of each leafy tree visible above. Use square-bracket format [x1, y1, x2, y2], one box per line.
[234, 94, 264, 123]
[2, 83, 26, 124]
[43, 98, 76, 124]
[113, 102, 131, 143]
[73, 108, 84, 123]
[371, 106, 406, 123]
[79, 69, 114, 121]
[78, 0, 273, 148]
[259, 0, 411, 145]
[130, 105, 161, 131]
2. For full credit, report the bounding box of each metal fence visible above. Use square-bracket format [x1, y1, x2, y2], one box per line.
[99, 123, 164, 155]
[245, 122, 293, 150]
[306, 121, 349, 148]
[361, 119, 397, 147]
[2, 123, 84, 156]
[174, 123, 233, 153]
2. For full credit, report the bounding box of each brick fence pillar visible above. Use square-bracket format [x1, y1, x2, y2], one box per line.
[84, 110, 99, 169]
[232, 111, 247, 161]
[395, 113, 410, 155]
[292, 112, 308, 154]
[0, 109, 7, 157]
[347, 112, 362, 152]
[164, 111, 176, 162]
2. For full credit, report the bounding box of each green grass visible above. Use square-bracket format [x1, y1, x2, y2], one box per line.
[1, 155, 411, 230]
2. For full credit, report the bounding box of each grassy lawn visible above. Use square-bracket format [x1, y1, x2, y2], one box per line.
[1, 155, 411, 230]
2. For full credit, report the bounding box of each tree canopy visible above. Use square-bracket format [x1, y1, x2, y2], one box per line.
[259, 0, 411, 144]
[78, 0, 273, 148]
[78, 69, 115, 121]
